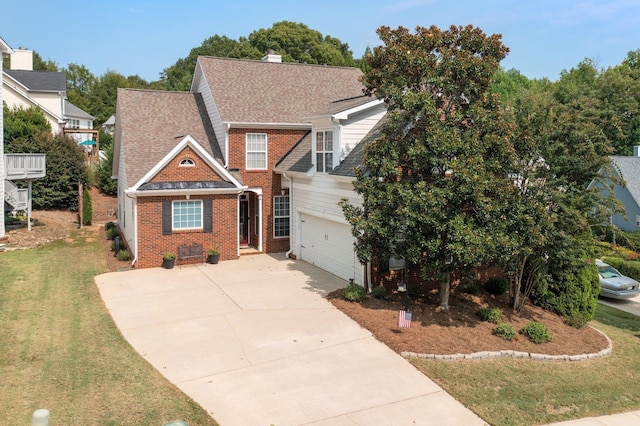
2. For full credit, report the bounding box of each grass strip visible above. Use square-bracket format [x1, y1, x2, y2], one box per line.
[0, 227, 217, 425]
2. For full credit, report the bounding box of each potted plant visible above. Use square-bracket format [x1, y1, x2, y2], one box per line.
[207, 247, 220, 264]
[163, 252, 176, 269]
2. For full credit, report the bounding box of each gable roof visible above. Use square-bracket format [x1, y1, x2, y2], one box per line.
[195, 57, 365, 124]
[610, 155, 640, 206]
[4, 69, 66, 92]
[64, 100, 94, 120]
[274, 132, 312, 174]
[116, 88, 223, 188]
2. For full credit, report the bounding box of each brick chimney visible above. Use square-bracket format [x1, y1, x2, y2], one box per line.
[10, 48, 33, 70]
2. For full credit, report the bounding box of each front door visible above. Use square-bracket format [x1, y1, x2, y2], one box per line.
[239, 198, 249, 246]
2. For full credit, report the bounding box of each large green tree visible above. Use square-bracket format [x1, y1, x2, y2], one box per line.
[160, 21, 356, 91]
[4, 105, 88, 210]
[342, 25, 515, 310]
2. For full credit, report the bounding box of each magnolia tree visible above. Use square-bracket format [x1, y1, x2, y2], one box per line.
[341, 25, 517, 310]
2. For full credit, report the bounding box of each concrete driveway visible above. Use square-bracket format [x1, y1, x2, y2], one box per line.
[96, 254, 486, 426]
[598, 292, 640, 317]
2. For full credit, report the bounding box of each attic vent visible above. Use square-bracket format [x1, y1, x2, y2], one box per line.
[179, 158, 195, 167]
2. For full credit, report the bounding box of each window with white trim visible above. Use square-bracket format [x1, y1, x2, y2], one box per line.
[172, 200, 202, 230]
[179, 158, 195, 167]
[315, 130, 334, 173]
[273, 195, 290, 238]
[246, 133, 268, 170]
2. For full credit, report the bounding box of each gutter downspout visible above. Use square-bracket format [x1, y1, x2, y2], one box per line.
[225, 123, 231, 167]
[283, 172, 293, 259]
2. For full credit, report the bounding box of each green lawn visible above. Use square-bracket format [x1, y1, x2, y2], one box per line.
[411, 303, 640, 426]
[0, 227, 217, 425]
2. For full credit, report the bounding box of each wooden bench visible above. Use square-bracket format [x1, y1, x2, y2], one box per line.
[177, 243, 204, 263]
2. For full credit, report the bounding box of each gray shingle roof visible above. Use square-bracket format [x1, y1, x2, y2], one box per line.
[274, 132, 312, 173]
[330, 114, 388, 177]
[5, 69, 66, 92]
[611, 156, 640, 205]
[65, 100, 94, 119]
[117, 88, 223, 187]
[197, 57, 365, 124]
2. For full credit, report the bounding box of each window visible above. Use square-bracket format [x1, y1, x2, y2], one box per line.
[172, 200, 202, 230]
[636, 215, 640, 228]
[246, 133, 267, 170]
[179, 158, 195, 167]
[273, 195, 290, 238]
[315, 130, 334, 173]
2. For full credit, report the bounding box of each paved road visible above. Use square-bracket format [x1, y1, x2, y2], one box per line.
[96, 254, 486, 426]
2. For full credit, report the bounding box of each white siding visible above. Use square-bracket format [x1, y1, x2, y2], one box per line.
[0, 59, 5, 237]
[2, 83, 62, 132]
[192, 68, 227, 163]
[339, 104, 386, 160]
[290, 174, 364, 284]
[117, 142, 135, 258]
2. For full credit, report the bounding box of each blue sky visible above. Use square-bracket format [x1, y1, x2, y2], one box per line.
[3, 0, 639, 82]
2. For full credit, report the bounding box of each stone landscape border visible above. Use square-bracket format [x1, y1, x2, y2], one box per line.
[401, 326, 612, 361]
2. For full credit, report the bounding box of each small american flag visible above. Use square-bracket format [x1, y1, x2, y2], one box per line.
[398, 310, 412, 328]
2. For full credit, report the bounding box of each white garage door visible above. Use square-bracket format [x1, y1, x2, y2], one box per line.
[300, 214, 363, 285]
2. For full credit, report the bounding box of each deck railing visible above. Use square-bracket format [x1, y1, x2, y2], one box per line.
[5, 154, 46, 179]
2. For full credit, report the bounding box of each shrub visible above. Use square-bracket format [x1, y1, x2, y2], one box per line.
[82, 186, 92, 226]
[521, 321, 552, 344]
[492, 322, 516, 340]
[371, 286, 386, 299]
[163, 252, 177, 260]
[484, 277, 509, 295]
[105, 221, 116, 230]
[564, 312, 590, 328]
[342, 283, 366, 302]
[116, 250, 130, 261]
[459, 281, 480, 295]
[477, 307, 502, 324]
[106, 226, 119, 240]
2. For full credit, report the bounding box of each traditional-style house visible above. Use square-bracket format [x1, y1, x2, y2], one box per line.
[1, 38, 46, 239]
[113, 54, 379, 269]
[590, 146, 640, 232]
[3, 48, 93, 138]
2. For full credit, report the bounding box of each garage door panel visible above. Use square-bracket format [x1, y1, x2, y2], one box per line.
[300, 214, 363, 285]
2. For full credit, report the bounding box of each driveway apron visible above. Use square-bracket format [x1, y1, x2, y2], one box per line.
[96, 254, 486, 426]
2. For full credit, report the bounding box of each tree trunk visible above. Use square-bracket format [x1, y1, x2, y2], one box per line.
[440, 272, 450, 311]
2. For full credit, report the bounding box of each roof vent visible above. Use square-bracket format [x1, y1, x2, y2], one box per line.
[262, 49, 282, 63]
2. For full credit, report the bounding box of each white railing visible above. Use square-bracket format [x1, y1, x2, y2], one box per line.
[4, 179, 28, 211]
[5, 154, 46, 179]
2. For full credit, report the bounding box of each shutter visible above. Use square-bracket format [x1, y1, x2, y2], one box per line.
[162, 200, 172, 235]
[203, 199, 213, 233]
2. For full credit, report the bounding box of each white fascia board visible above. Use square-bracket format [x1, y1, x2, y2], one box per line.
[0, 37, 14, 54]
[332, 99, 385, 121]
[131, 135, 244, 190]
[125, 186, 247, 198]
[190, 58, 203, 93]
[226, 121, 311, 130]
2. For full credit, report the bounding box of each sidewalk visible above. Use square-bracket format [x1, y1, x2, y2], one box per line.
[96, 254, 487, 425]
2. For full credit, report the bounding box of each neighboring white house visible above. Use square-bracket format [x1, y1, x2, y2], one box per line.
[2, 48, 93, 138]
[590, 146, 640, 232]
[1, 38, 46, 239]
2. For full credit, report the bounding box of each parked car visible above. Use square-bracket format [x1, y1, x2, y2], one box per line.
[596, 259, 640, 299]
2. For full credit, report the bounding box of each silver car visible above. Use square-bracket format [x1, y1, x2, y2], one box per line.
[596, 260, 640, 299]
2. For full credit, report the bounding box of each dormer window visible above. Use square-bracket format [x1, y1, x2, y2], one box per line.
[179, 158, 195, 167]
[315, 130, 334, 173]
